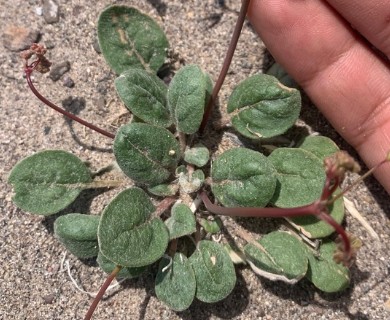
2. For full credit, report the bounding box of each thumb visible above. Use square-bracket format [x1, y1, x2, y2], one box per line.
[247, 0, 390, 194]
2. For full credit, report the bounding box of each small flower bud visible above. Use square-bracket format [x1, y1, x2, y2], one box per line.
[333, 233, 362, 267]
[324, 151, 361, 182]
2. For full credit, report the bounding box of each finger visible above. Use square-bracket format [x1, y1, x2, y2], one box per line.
[247, 0, 390, 193]
[325, 0, 390, 58]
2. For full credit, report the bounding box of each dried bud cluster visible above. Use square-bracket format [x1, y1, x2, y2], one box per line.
[324, 151, 361, 183]
[333, 232, 362, 267]
[20, 43, 52, 73]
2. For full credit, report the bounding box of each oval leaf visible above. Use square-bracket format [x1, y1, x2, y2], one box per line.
[184, 143, 210, 167]
[168, 65, 212, 134]
[98, 188, 169, 267]
[178, 169, 205, 193]
[114, 123, 180, 185]
[115, 69, 171, 127]
[165, 203, 196, 240]
[97, 252, 147, 279]
[155, 253, 196, 311]
[227, 74, 301, 139]
[8, 150, 91, 215]
[244, 231, 308, 283]
[189, 240, 236, 303]
[268, 148, 326, 207]
[297, 135, 340, 160]
[54, 213, 100, 258]
[306, 240, 350, 292]
[288, 195, 345, 238]
[147, 183, 179, 197]
[211, 148, 277, 207]
[97, 5, 169, 74]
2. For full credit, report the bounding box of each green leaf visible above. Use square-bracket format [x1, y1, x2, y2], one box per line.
[147, 183, 179, 197]
[268, 148, 326, 207]
[8, 150, 91, 215]
[244, 231, 308, 283]
[178, 168, 205, 193]
[266, 62, 298, 88]
[97, 252, 147, 279]
[97, 5, 169, 74]
[54, 213, 100, 258]
[189, 240, 236, 303]
[184, 143, 210, 167]
[115, 69, 171, 127]
[198, 217, 222, 234]
[211, 148, 277, 207]
[168, 65, 212, 134]
[288, 195, 345, 238]
[155, 253, 196, 311]
[227, 74, 301, 139]
[165, 203, 196, 240]
[98, 188, 169, 267]
[306, 240, 350, 292]
[297, 135, 340, 160]
[114, 123, 180, 185]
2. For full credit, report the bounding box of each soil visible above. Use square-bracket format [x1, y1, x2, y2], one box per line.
[1, 1, 390, 319]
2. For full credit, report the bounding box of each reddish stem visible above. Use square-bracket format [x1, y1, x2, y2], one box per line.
[317, 210, 351, 260]
[200, 191, 316, 218]
[199, 0, 251, 134]
[84, 265, 122, 320]
[24, 64, 115, 140]
[200, 191, 352, 263]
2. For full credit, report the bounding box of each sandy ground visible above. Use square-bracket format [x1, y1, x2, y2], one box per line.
[1, 1, 390, 319]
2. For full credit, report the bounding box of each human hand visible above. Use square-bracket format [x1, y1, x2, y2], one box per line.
[247, 0, 390, 194]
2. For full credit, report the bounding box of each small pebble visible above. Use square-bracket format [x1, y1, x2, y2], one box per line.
[3, 26, 40, 51]
[42, 293, 55, 304]
[49, 61, 70, 81]
[44, 126, 51, 135]
[35, 7, 43, 16]
[62, 75, 75, 88]
[42, 0, 59, 24]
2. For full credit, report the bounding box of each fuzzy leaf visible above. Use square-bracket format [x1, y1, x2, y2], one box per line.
[288, 195, 345, 238]
[211, 148, 277, 207]
[54, 213, 100, 258]
[98, 188, 169, 267]
[189, 240, 236, 303]
[115, 69, 171, 127]
[178, 169, 205, 193]
[147, 183, 179, 197]
[244, 231, 308, 283]
[155, 253, 196, 311]
[114, 123, 180, 185]
[198, 217, 222, 234]
[297, 136, 340, 160]
[165, 203, 196, 240]
[168, 65, 212, 134]
[227, 74, 301, 139]
[269, 148, 326, 207]
[8, 150, 91, 215]
[97, 5, 169, 74]
[184, 143, 210, 167]
[97, 252, 147, 279]
[306, 240, 350, 292]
